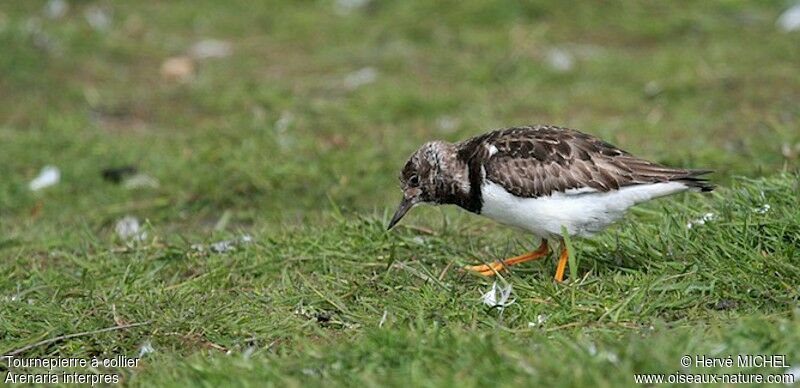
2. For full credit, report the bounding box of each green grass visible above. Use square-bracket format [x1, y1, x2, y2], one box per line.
[1, 1, 799, 386]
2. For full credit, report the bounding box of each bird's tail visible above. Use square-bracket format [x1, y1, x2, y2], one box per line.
[675, 169, 715, 192]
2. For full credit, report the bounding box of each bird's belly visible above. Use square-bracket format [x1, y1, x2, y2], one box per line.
[479, 181, 688, 237]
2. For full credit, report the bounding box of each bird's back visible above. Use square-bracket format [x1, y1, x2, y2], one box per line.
[457, 125, 713, 198]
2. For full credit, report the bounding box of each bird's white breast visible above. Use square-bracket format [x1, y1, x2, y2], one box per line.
[480, 180, 689, 238]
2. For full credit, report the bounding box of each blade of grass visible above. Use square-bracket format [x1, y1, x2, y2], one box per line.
[562, 225, 578, 282]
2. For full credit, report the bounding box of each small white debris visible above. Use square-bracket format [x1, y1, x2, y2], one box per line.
[777, 4, 800, 32]
[123, 173, 160, 189]
[138, 341, 155, 357]
[481, 281, 515, 309]
[115, 216, 147, 241]
[379, 310, 388, 328]
[785, 366, 800, 385]
[753, 204, 771, 214]
[31, 29, 61, 55]
[160, 56, 194, 82]
[84, 6, 111, 31]
[275, 111, 293, 133]
[29, 166, 60, 191]
[545, 48, 574, 72]
[602, 351, 619, 364]
[436, 116, 459, 133]
[686, 212, 716, 229]
[251, 105, 267, 123]
[242, 345, 256, 360]
[334, 0, 370, 15]
[343, 67, 378, 90]
[709, 343, 727, 355]
[294, 303, 311, 317]
[24, 18, 41, 34]
[527, 314, 548, 328]
[44, 0, 68, 19]
[586, 342, 597, 356]
[189, 39, 233, 59]
[274, 111, 294, 149]
[781, 142, 800, 159]
[5, 285, 21, 303]
[644, 81, 663, 97]
[199, 235, 254, 254]
[211, 240, 235, 253]
[301, 368, 316, 376]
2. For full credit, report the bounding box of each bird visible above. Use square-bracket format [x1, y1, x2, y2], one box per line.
[386, 125, 713, 282]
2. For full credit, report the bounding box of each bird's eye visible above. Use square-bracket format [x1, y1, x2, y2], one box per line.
[408, 175, 419, 186]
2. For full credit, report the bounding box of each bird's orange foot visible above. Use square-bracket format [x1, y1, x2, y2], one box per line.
[464, 240, 549, 277]
[464, 261, 507, 277]
[554, 239, 569, 283]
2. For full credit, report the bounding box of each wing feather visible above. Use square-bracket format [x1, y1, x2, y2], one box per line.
[457, 125, 713, 198]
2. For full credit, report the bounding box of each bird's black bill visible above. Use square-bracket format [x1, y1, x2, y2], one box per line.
[387, 197, 415, 230]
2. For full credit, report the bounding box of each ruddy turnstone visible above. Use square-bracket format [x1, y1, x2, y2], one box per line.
[387, 125, 713, 282]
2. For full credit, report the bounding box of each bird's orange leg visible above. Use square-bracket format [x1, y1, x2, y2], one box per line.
[465, 240, 549, 277]
[554, 239, 568, 283]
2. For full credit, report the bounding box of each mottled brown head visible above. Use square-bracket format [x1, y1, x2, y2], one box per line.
[387, 141, 468, 230]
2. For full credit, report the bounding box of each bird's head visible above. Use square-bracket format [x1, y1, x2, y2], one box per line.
[387, 141, 466, 230]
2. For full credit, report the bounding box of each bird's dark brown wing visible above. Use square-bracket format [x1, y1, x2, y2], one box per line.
[457, 125, 712, 198]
